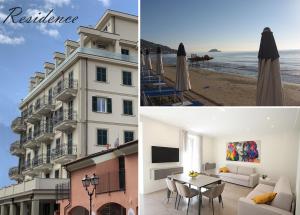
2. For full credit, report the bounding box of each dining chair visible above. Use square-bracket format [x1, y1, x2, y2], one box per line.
[166, 178, 179, 208]
[202, 183, 225, 215]
[175, 182, 199, 215]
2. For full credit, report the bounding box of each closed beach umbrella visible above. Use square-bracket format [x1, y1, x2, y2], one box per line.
[156, 47, 164, 77]
[145, 49, 152, 71]
[140, 50, 145, 67]
[175, 43, 191, 101]
[256, 27, 283, 106]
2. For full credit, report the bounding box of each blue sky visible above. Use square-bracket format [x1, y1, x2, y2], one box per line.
[0, 0, 137, 187]
[141, 0, 300, 52]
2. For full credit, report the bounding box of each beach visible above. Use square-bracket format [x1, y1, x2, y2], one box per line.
[162, 64, 300, 106]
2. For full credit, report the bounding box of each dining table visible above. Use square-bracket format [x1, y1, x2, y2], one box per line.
[168, 173, 222, 215]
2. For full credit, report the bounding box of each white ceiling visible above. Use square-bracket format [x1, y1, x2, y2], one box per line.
[140, 107, 300, 137]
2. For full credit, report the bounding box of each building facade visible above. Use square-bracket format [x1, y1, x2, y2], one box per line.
[0, 10, 138, 215]
[57, 140, 138, 215]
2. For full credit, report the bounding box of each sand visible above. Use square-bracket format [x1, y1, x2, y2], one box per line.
[162, 64, 300, 106]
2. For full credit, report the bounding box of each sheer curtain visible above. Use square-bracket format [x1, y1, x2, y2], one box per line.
[183, 133, 203, 173]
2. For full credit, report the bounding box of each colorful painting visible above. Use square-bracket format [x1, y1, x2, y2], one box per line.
[226, 141, 260, 163]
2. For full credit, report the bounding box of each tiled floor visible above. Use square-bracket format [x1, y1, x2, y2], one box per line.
[140, 183, 252, 215]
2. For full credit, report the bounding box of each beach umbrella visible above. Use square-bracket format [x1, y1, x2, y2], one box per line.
[256, 27, 283, 106]
[140, 50, 145, 67]
[175, 43, 191, 102]
[156, 47, 164, 78]
[145, 49, 152, 71]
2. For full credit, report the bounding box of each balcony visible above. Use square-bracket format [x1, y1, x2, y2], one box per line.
[53, 79, 78, 102]
[51, 144, 77, 164]
[53, 110, 77, 132]
[8, 167, 23, 181]
[22, 160, 36, 177]
[32, 154, 52, 173]
[23, 134, 38, 149]
[27, 108, 41, 124]
[34, 96, 55, 116]
[35, 123, 54, 143]
[11, 117, 26, 133]
[10, 140, 25, 156]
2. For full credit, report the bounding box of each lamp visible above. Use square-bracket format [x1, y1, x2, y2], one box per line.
[82, 173, 99, 215]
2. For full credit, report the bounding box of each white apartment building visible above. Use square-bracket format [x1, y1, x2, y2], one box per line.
[0, 10, 138, 215]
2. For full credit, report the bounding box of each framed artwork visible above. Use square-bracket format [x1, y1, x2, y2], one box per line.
[226, 140, 260, 163]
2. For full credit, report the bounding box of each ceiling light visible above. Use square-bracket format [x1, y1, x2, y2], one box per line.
[266, 116, 271, 120]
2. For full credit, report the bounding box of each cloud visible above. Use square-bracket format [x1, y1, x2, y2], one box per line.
[26, 8, 61, 38]
[44, 0, 71, 8]
[0, 32, 24, 45]
[37, 24, 59, 38]
[98, 0, 110, 7]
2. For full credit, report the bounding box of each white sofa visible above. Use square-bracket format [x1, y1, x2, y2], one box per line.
[218, 164, 259, 187]
[238, 176, 294, 215]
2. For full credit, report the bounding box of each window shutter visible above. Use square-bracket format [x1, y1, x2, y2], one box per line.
[107, 98, 112, 113]
[92, 97, 97, 112]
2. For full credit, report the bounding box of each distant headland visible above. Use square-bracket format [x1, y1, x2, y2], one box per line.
[209, 49, 221, 52]
[141, 39, 177, 54]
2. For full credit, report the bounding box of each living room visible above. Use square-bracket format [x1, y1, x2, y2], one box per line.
[139, 107, 300, 215]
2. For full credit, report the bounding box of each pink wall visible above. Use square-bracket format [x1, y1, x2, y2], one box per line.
[58, 153, 138, 215]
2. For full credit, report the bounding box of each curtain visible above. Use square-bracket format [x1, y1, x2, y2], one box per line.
[183, 133, 203, 173]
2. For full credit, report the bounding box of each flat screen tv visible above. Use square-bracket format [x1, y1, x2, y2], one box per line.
[152, 146, 179, 163]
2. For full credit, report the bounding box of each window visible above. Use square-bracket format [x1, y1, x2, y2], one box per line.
[121, 48, 129, 55]
[96, 67, 107, 82]
[97, 129, 108, 145]
[45, 173, 50, 178]
[92, 97, 112, 113]
[119, 156, 125, 190]
[103, 26, 108, 32]
[48, 88, 52, 104]
[55, 170, 59, 178]
[67, 132, 73, 154]
[124, 131, 134, 143]
[123, 100, 133, 115]
[122, 71, 132, 86]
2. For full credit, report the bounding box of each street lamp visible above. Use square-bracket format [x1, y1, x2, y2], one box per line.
[82, 173, 99, 215]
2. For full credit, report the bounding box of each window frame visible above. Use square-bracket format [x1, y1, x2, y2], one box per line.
[124, 131, 134, 143]
[122, 71, 132, 86]
[96, 67, 107, 83]
[92, 96, 112, 113]
[97, 129, 108, 146]
[123, 99, 133, 116]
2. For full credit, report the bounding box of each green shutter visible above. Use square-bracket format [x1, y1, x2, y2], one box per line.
[107, 98, 112, 113]
[92, 97, 97, 112]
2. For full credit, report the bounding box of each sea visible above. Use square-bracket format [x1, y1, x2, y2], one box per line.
[159, 50, 300, 84]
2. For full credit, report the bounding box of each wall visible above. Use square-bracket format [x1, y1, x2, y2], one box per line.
[140, 116, 182, 194]
[202, 136, 214, 163]
[213, 131, 299, 190]
[296, 133, 300, 215]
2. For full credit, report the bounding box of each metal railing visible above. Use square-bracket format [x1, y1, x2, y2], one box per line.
[23, 160, 32, 170]
[10, 140, 21, 152]
[51, 144, 77, 160]
[11, 117, 25, 129]
[34, 96, 54, 111]
[96, 170, 126, 194]
[53, 79, 78, 97]
[32, 154, 51, 167]
[55, 182, 70, 200]
[34, 122, 53, 138]
[53, 110, 77, 126]
[8, 167, 20, 177]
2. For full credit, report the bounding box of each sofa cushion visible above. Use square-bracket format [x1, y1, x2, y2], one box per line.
[227, 164, 238, 174]
[219, 172, 237, 178]
[271, 177, 293, 211]
[247, 189, 265, 199]
[252, 192, 277, 204]
[234, 174, 250, 181]
[238, 166, 255, 176]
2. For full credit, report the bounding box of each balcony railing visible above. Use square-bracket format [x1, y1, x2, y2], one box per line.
[27, 106, 41, 123]
[34, 123, 54, 142]
[55, 182, 70, 200]
[34, 96, 55, 115]
[10, 140, 25, 156]
[8, 167, 22, 180]
[53, 110, 77, 131]
[32, 154, 52, 172]
[23, 160, 32, 171]
[51, 144, 77, 164]
[53, 79, 78, 101]
[96, 170, 126, 194]
[11, 117, 26, 133]
[23, 133, 38, 149]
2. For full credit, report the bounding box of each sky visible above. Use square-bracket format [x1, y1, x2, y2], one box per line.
[0, 0, 137, 187]
[141, 0, 300, 52]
